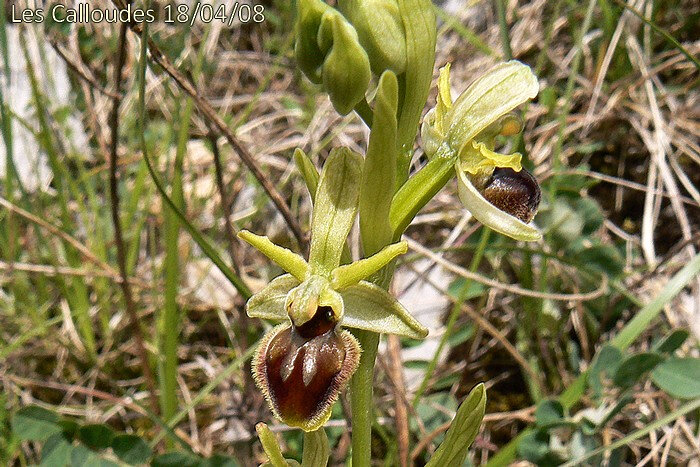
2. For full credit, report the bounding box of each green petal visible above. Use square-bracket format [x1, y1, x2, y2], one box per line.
[331, 241, 407, 290]
[238, 231, 310, 281]
[340, 281, 428, 339]
[247, 274, 300, 320]
[446, 60, 538, 156]
[456, 160, 541, 241]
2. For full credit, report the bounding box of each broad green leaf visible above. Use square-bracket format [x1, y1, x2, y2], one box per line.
[294, 148, 320, 201]
[70, 444, 119, 467]
[425, 383, 486, 467]
[78, 424, 114, 450]
[651, 357, 700, 399]
[390, 156, 455, 237]
[456, 161, 541, 241]
[445, 61, 538, 156]
[40, 433, 73, 466]
[112, 434, 153, 464]
[653, 329, 689, 354]
[309, 148, 363, 275]
[301, 429, 329, 467]
[151, 451, 201, 467]
[201, 454, 241, 466]
[331, 241, 407, 290]
[340, 281, 428, 339]
[612, 352, 664, 389]
[246, 274, 299, 321]
[587, 345, 622, 396]
[360, 70, 398, 255]
[534, 399, 564, 428]
[238, 231, 309, 281]
[12, 405, 62, 441]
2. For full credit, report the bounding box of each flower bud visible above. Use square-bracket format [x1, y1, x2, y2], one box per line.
[482, 167, 541, 223]
[253, 311, 361, 432]
[338, 0, 407, 75]
[294, 0, 331, 83]
[318, 12, 372, 115]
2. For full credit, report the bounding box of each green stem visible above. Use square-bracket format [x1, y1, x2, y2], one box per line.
[349, 329, 380, 467]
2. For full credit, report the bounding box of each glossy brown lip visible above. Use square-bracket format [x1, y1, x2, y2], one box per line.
[253, 319, 361, 431]
[482, 167, 541, 223]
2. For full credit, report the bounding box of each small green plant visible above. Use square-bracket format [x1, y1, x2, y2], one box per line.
[245, 0, 544, 464]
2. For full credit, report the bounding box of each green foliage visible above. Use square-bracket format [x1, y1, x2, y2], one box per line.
[652, 358, 700, 399]
[8, 405, 235, 466]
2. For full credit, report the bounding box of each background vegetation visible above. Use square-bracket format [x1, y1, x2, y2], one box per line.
[0, 0, 698, 465]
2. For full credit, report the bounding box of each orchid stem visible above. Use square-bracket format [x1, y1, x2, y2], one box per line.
[350, 329, 380, 467]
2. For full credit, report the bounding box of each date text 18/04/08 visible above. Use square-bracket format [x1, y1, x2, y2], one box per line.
[9, 2, 265, 25]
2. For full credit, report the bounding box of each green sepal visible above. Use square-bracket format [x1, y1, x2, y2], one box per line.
[294, 0, 332, 83]
[425, 383, 486, 466]
[257, 423, 299, 467]
[318, 12, 371, 115]
[246, 274, 299, 321]
[331, 241, 407, 290]
[340, 281, 428, 339]
[338, 0, 407, 74]
[294, 148, 320, 201]
[445, 60, 538, 157]
[238, 230, 310, 281]
[455, 160, 541, 241]
[309, 148, 363, 276]
[360, 70, 399, 255]
[396, 0, 436, 151]
[389, 156, 455, 237]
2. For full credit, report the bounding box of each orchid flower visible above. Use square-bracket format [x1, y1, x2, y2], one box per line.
[421, 61, 542, 241]
[240, 148, 427, 432]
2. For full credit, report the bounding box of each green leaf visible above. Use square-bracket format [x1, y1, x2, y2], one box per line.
[390, 156, 455, 237]
[425, 383, 486, 467]
[534, 399, 564, 428]
[587, 345, 622, 396]
[12, 405, 62, 441]
[246, 274, 299, 321]
[238, 231, 310, 281]
[301, 429, 329, 467]
[202, 454, 241, 466]
[151, 452, 202, 467]
[70, 444, 119, 467]
[653, 329, 689, 355]
[340, 281, 428, 339]
[359, 70, 398, 256]
[78, 424, 114, 451]
[651, 357, 700, 399]
[40, 433, 73, 466]
[612, 352, 664, 389]
[309, 148, 363, 275]
[111, 434, 153, 464]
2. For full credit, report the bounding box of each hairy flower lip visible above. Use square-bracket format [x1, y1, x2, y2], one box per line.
[253, 323, 361, 432]
[456, 159, 542, 241]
